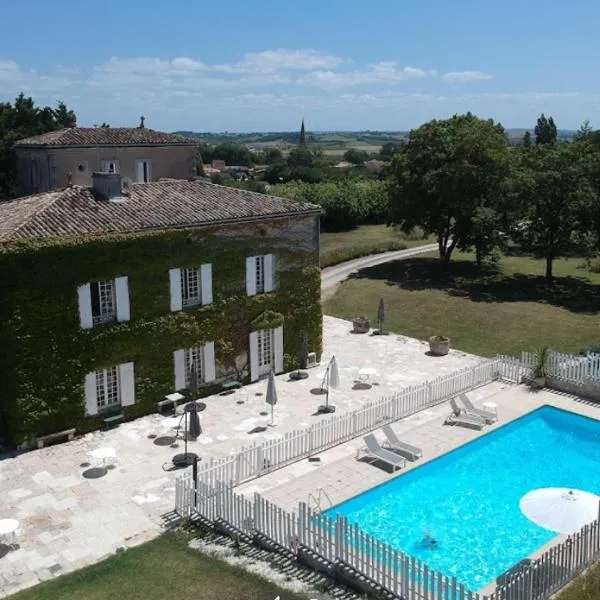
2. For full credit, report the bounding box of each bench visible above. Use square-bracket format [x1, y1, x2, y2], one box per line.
[221, 378, 242, 393]
[103, 413, 124, 429]
[36, 428, 76, 449]
[157, 392, 185, 414]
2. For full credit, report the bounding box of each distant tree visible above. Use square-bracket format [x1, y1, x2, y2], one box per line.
[534, 114, 557, 145]
[264, 161, 292, 184]
[379, 141, 404, 160]
[0, 94, 77, 200]
[343, 148, 369, 164]
[287, 147, 314, 168]
[388, 113, 510, 265]
[212, 142, 254, 166]
[522, 131, 532, 148]
[511, 142, 596, 284]
[263, 148, 283, 164]
[575, 119, 593, 141]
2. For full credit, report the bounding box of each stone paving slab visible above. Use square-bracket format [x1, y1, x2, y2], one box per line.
[0, 316, 485, 597]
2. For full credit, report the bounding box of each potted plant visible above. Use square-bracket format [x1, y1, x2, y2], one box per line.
[352, 316, 371, 334]
[429, 335, 450, 356]
[532, 346, 552, 388]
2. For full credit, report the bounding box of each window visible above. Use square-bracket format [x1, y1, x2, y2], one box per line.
[174, 342, 216, 389]
[91, 280, 116, 325]
[257, 329, 273, 374]
[135, 159, 151, 183]
[246, 254, 275, 296]
[78, 276, 130, 329]
[169, 265, 212, 312]
[249, 326, 283, 381]
[101, 160, 120, 174]
[84, 362, 135, 416]
[30, 162, 39, 189]
[255, 255, 265, 294]
[96, 366, 120, 411]
[181, 267, 201, 307]
[184, 346, 204, 385]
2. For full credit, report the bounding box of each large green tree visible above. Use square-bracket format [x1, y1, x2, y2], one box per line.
[534, 113, 557, 145]
[387, 113, 510, 264]
[511, 142, 597, 283]
[0, 94, 76, 200]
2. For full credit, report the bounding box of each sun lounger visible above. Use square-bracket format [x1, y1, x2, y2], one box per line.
[360, 434, 406, 472]
[445, 398, 486, 429]
[380, 424, 422, 460]
[459, 394, 497, 423]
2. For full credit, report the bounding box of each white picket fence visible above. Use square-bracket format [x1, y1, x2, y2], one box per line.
[175, 358, 503, 514]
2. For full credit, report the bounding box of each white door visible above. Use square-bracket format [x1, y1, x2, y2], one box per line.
[257, 329, 274, 377]
[135, 159, 151, 183]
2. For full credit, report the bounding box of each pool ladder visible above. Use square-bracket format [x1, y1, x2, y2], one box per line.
[308, 488, 332, 514]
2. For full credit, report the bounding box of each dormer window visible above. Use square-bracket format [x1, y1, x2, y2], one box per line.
[101, 160, 120, 174]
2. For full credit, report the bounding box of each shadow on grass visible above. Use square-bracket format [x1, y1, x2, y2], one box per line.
[349, 256, 600, 315]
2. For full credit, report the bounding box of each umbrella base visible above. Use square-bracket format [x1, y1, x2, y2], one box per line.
[373, 330, 389, 336]
[172, 452, 200, 467]
[317, 404, 336, 414]
[289, 370, 309, 380]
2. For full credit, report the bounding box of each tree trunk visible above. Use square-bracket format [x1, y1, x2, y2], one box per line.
[545, 255, 553, 285]
[475, 246, 483, 270]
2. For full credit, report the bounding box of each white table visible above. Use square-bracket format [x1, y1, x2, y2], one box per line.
[358, 367, 378, 383]
[0, 518, 19, 546]
[88, 447, 116, 467]
[483, 402, 498, 418]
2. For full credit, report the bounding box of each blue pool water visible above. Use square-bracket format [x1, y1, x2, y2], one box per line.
[325, 406, 600, 590]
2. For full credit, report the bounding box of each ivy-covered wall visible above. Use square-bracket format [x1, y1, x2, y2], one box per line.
[0, 214, 322, 446]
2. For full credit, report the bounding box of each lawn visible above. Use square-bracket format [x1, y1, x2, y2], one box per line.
[323, 251, 600, 357]
[320, 224, 431, 267]
[7, 533, 307, 600]
[556, 562, 600, 600]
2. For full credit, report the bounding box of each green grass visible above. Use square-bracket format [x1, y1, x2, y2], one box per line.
[555, 562, 600, 600]
[8, 533, 307, 600]
[323, 250, 600, 356]
[320, 224, 432, 268]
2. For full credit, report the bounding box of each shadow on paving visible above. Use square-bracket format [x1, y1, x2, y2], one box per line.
[348, 257, 600, 315]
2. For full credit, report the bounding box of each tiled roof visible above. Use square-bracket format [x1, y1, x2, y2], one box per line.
[13, 128, 198, 147]
[0, 180, 321, 243]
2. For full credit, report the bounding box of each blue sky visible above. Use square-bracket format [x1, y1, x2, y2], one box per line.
[1, 0, 599, 132]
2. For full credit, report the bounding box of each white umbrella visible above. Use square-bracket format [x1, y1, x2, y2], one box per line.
[329, 356, 340, 390]
[520, 488, 600, 534]
[265, 370, 278, 426]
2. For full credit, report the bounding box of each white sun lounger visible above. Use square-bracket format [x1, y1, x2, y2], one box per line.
[445, 398, 486, 429]
[360, 434, 406, 472]
[459, 394, 497, 423]
[380, 424, 422, 460]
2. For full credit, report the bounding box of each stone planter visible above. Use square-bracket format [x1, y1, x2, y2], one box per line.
[352, 317, 371, 334]
[429, 335, 450, 356]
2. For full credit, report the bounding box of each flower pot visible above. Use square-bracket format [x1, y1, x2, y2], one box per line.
[352, 317, 371, 334]
[429, 336, 450, 356]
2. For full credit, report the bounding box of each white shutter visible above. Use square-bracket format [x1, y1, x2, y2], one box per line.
[249, 331, 259, 382]
[174, 350, 186, 390]
[169, 268, 182, 312]
[119, 362, 135, 407]
[264, 254, 274, 292]
[201, 264, 213, 305]
[78, 283, 93, 329]
[273, 326, 284, 374]
[203, 342, 216, 382]
[115, 276, 130, 322]
[84, 372, 98, 416]
[246, 256, 257, 296]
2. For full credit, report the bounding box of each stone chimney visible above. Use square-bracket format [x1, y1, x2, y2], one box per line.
[92, 172, 125, 203]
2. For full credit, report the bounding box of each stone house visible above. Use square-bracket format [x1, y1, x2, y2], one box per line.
[0, 174, 322, 447]
[13, 123, 199, 195]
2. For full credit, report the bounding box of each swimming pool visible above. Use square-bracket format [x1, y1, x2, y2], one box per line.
[325, 406, 600, 590]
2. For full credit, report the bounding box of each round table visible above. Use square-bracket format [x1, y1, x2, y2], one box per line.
[358, 367, 378, 383]
[89, 447, 116, 467]
[184, 401, 206, 413]
[0, 518, 19, 546]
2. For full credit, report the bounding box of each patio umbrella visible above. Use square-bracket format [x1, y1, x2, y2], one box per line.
[377, 298, 385, 333]
[265, 370, 278, 426]
[187, 400, 202, 440]
[319, 355, 340, 414]
[520, 488, 600, 534]
[189, 362, 199, 396]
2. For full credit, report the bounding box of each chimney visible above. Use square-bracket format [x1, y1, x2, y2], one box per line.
[92, 172, 125, 203]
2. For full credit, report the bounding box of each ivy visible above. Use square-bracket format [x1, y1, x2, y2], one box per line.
[0, 221, 322, 446]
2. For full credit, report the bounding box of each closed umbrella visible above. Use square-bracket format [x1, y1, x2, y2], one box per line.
[377, 298, 385, 333]
[318, 356, 340, 414]
[187, 401, 201, 440]
[265, 370, 278, 426]
[189, 362, 199, 396]
[520, 488, 600, 534]
[291, 332, 309, 380]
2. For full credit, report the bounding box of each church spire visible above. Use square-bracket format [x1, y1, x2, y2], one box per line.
[299, 118, 307, 147]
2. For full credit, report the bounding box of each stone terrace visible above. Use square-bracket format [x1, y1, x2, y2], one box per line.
[0, 316, 482, 597]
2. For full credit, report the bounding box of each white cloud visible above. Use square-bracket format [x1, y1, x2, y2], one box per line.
[441, 70, 492, 83]
[299, 61, 434, 87]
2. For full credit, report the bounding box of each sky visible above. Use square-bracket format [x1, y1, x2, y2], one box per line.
[1, 0, 599, 132]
